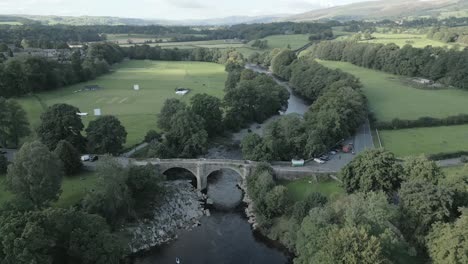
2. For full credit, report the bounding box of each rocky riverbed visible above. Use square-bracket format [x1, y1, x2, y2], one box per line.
[126, 181, 208, 253]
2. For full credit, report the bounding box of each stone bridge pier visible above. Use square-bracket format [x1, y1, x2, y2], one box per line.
[131, 159, 255, 190]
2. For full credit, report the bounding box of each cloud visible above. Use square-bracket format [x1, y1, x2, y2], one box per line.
[168, 0, 205, 9]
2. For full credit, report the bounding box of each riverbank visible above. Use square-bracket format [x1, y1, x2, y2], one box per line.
[125, 180, 208, 253]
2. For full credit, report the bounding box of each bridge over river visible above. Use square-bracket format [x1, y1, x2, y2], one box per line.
[117, 158, 338, 190]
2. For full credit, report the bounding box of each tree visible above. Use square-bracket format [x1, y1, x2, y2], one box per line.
[439, 167, 468, 216]
[403, 156, 443, 184]
[157, 98, 187, 131]
[399, 180, 453, 247]
[54, 140, 82, 175]
[340, 149, 403, 195]
[36, 103, 85, 151]
[86, 116, 127, 155]
[164, 110, 208, 158]
[271, 49, 296, 80]
[144, 129, 161, 143]
[126, 164, 164, 217]
[426, 209, 468, 264]
[82, 158, 132, 228]
[0, 98, 30, 147]
[6, 141, 63, 208]
[313, 226, 389, 264]
[295, 191, 409, 264]
[0, 208, 123, 264]
[265, 185, 289, 217]
[190, 93, 223, 137]
[292, 192, 328, 221]
[0, 154, 7, 174]
[241, 133, 270, 161]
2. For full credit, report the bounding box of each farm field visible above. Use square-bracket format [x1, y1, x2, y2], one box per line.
[280, 177, 344, 202]
[119, 34, 312, 56]
[442, 165, 466, 178]
[380, 124, 468, 157]
[318, 60, 468, 122]
[360, 33, 463, 48]
[0, 171, 98, 208]
[17, 60, 227, 147]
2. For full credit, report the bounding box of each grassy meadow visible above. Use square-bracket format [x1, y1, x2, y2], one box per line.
[318, 60, 468, 122]
[380, 125, 468, 157]
[17, 60, 227, 147]
[280, 177, 344, 202]
[0, 171, 98, 207]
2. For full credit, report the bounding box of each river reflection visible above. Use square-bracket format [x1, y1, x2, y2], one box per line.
[134, 170, 289, 264]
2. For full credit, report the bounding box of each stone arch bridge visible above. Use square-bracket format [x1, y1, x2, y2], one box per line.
[131, 159, 257, 190]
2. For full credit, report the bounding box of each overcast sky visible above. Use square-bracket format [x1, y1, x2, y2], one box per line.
[0, 0, 373, 20]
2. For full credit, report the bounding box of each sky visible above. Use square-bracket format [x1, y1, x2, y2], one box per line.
[0, 0, 373, 20]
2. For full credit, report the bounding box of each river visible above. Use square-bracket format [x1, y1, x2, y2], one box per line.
[135, 64, 309, 264]
[134, 170, 291, 264]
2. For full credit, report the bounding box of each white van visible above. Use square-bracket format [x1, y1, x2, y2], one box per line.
[314, 158, 325, 164]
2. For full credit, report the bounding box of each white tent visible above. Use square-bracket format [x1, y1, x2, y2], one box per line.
[76, 112, 88, 116]
[134, 84, 140, 91]
[94, 109, 101, 116]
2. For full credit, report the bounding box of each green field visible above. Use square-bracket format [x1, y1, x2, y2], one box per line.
[360, 33, 463, 49]
[380, 125, 468, 157]
[0, 21, 22, 25]
[442, 165, 467, 178]
[17, 60, 227, 147]
[119, 34, 312, 57]
[318, 60, 468, 122]
[280, 177, 344, 202]
[0, 171, 98, 208]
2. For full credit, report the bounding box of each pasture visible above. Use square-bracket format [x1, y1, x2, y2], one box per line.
[380, 124, 468, 157]
[247, 34, 311, 50]
[17, 60, 227, 147]
[360, 33, 462, 48]
[318, 60, 468, 122]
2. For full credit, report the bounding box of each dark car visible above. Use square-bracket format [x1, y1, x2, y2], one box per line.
[89, 155, 99, 162]
[319, 155, 330, 161]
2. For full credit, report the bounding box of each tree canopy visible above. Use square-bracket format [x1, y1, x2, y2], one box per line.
[85, 115, 127, 155]
[6, 141, 63, 208]
[36, 103, 85, 151]
[340, 149, 403, 195]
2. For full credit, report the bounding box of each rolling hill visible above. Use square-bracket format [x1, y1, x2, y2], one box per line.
[284, 0, 467, 21]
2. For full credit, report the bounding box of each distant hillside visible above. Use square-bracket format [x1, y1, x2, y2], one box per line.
[284, 0, 468, 22]
[9, 14, 286, 26]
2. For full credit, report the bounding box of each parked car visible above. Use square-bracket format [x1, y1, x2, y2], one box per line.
[330, 151, 337, 155]
[89, 155, 99, 162]
[313, 158, 325, 164]
[80, 155, 90, 161]
[319, 155, 330, 161]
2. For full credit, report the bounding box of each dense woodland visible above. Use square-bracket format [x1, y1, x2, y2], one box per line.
[307, 41, 468, 89]
[247, 150, 468, 264]
[0, 22, 335, 48]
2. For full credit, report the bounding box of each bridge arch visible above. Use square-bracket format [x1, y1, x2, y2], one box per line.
[160, 167, 201, 190]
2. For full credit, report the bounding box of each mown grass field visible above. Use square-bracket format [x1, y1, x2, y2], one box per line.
[380, 125, 468, 157]
[0, 171, 98, 207]
[318, 60, 468, 122]
[0, 21, 22, 25]
[17, 60, 227, 147]
[280, 177, 344, 202]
